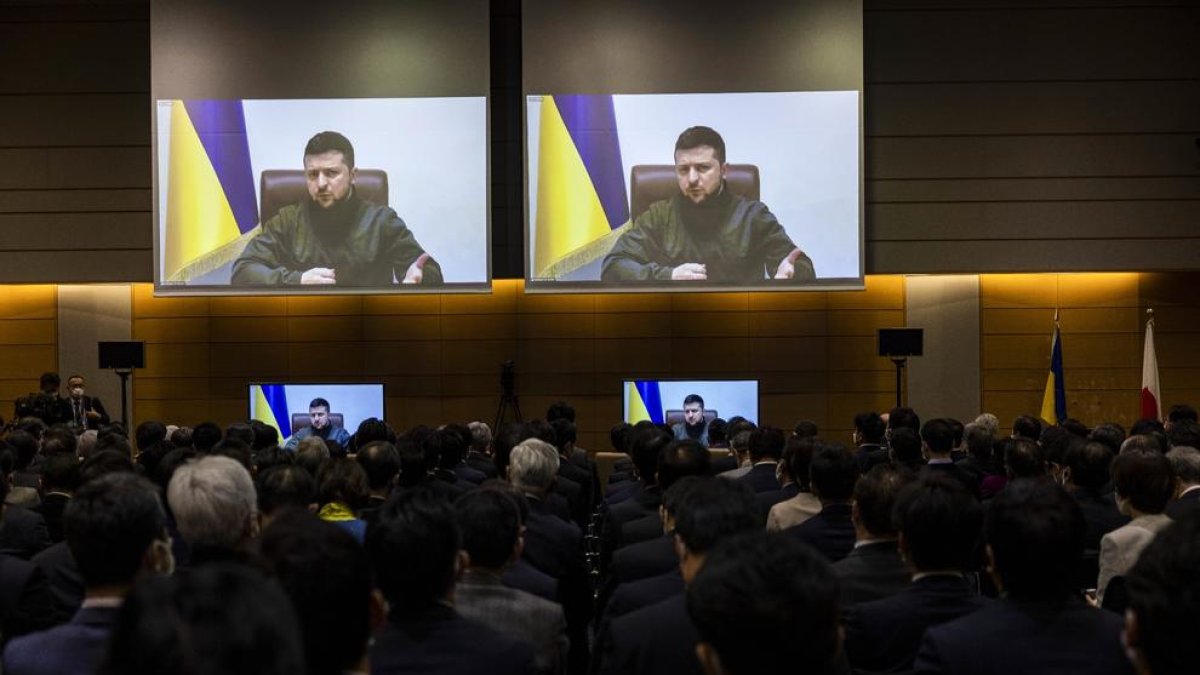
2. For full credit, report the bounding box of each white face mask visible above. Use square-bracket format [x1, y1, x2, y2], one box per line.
[71, 387, 84, 398]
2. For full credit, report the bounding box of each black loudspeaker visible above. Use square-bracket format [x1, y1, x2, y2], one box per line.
[878, 328, 923, 357]
[98, 341, 145, 369]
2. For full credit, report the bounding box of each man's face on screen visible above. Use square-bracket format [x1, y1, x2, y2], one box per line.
[683, 402, 704, 426]
[304, 151, 356, 209]
[310, 406, 330, 429]
[675, 145, 726, 205]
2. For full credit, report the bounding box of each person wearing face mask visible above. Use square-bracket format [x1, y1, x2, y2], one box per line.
[1097, 449, 1175, 606]
[63, 374, 109, 431]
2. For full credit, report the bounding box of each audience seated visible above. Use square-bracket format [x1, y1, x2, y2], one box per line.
[1124, 510, 1200, 675]
[1164, 445, 1200, 519]
[1098, 449, 1174, 606]
[167, 455, 258, 567]
[921, 418, 980, 497]
[766, 435, 821, 530]
[454, 489, 568, 675]
[1066, 440, 1129, 553]
[618, 438, 710, 549]
[688, 532, 840, 675]
[366, 489, 534, 675]
[466, 421, 499, 479]
[833, 463, 915, 606]
[258, 508, 379, 675]
[844, 475, 987, 674]
[852, 411, 888, 472]
[736, 426, 785, 494]
[785, 444, 859, 562]
[888, 427, 926, 474]
[315, 458, 370, 543]
[915, 479, 1132, 674]
[99, 563, 304, 675]
[4, 473, 171, 675]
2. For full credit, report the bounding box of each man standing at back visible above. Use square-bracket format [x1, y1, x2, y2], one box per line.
[601, 126, 814, 283]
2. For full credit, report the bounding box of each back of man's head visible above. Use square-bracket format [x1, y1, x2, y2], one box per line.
[454, 488, 520, 570]
[888, 407, 921, 433]
[854, 412, 886, 444]
[688, 532, 839, 675]
[1168, 421, 1200, 450]
[357, 441, 400, 493]
[42, 452, 81, 494]
[656, 439, 711, 490]
[1011, 415, 1042, 441]
[630, 427, 672, 485]
[895, 475, 982, 573]
[42, 426, 78, 458]
[79, 449, 135, 487]
[1066, 441, 1116, 491]
[792, 420, 819, 439]
[1122, 431, 1168, 455]
[963, 423, 993, 461]
[920, 419, 955, 457]
[65, 472, 166, 589]
[609, 422, 633, 454]
[1112, 450, 1174, 515]
[673, 478, 758, 555]
[352, 418, 393, 450]
[854, 464, 915, 539]
[675, 126, 726, 163]
[889, 427, 923, 464]
[367, 488, 460, 614]
[434, 427, 467, 471]
[1088, 423, 1125, 455]
[810, 445, 859, 502]
[250, 419, 280, 451]
[296, 437, 331, 478]
[549, 418, 576, 454]
[259, 509, 372, 675]
[6, 430, 38, 470]
[1061, 418, 1090, 439]
[1004, 438, 1046, 479]
[168, 455, 257, 550]
[707, 418, 728, 446]
[257, 464, 317, 517]
[1166, 446, 1200, 489]
[210, 438, 253, 471]
[467, 421, 492, 454]
[508, 439, 559, 496]
[747, 426, 786, 462]
[317, 458, 370, 510]
[192, 422, 223, 453]
[1126, 511, 1200, 675]
[546, 401, 576, 423]
[1038, 426, 1076, 468]
[225, 423, 254, 448]
[785, 436, 817, 491]
[985, 478, 1084, 600]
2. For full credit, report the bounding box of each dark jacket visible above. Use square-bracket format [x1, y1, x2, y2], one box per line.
[832, 540, 911, 607]
[785, 502, 856, 563]
[369, 604, 533, 675]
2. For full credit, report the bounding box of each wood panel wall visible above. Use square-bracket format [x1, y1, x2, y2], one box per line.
[980, 272, 1200, 432]
[2, 1, 1197, 283]
[131, 278, 905, 449]
[0, 286, 59, 419]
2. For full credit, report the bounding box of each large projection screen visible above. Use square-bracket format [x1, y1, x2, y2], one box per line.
[523, 0, 864, 293]
[151, 0, 490, 295]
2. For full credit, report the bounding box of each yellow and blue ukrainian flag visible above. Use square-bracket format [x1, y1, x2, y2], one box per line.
[251, 384, 291, 441]
[627, 380, 664, 425]
[534, 95, 630, 279]
[1039, 318, 1066, 425]
[164, 99, 259, 282]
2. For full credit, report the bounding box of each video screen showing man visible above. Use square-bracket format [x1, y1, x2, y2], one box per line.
[284, 397, 351, 451]
[601, 126, 815, 284]
[232, 131, 443, 287]
[673, 394, 710, 446]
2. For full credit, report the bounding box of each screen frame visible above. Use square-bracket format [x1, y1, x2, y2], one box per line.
[246, 381, 388, 429]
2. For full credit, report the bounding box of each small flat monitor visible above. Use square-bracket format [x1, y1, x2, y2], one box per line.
[878, 328, 924, 357]
[622, 379, 758, 427]
[248, 383, 384, 446]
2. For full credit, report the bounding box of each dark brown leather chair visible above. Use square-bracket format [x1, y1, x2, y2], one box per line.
[258, 170, 388, 224]
[291, 412, 345, 433]
[629, 164, 759, 222]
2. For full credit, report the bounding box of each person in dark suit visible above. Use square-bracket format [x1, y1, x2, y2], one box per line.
[889, 427, 927, 474]
[844, 475, 989, 674]
[356, 440, 400, 521]
[454, 489, 568, 675]
[62, 374, 109, 431]
[1165, 445, 1200, 520]
[737, 426, 786, 494]
[599, 478, 758, 675]
[32, 454, 79, 545]
[4, 473, 173, 674]
[1125, 510, 1200, 675]
[616, 438, 711, 550]
[689, 532, 841, 675]
[852, 411, 889, 472]
[785, 444, 859, 562]
[365, 488, 534, 675]
[920, 418, 981, 498]
[549, 419, 594, 526]
[1066, 440, 1129, 551]
[752, 441, 800, 525]
[466, 421, 500, 479]
[833, 463, 915, 607]
[956, 422, 1003, 494]
[914, 479, 1133, 675]
[258, 508, 380, 675]
[707, 419, 739, 474]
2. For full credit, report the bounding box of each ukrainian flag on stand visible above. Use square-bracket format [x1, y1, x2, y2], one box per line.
[164, 99, 260, 282]
[1039, 316, 1067, 425]
[627, 380, 664, 425]
[534, 95, 630, 279]
[251, 384, 292, 441]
